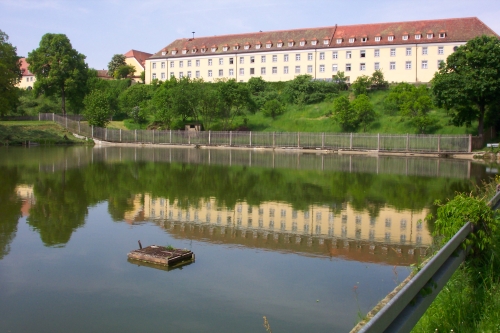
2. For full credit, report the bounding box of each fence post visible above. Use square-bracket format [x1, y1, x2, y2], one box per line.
[135, 130, 137, 142]
[105, 128, 108, 141]
[120, 129, 122, 142]
[91, 125, 94, 138]
[437, 135, 441, 153]
[52, 113, 55, 122]
[170, 130, 172, 144]
[153, 130, 155, 144]
[377, 133, 380, 151]
[298, 132, 300, 148]
[208, 130, 211, 145]
[78, 121, 80, 133]
[188, 132, 191, 145]
[65, 116, 68, 128]
[406, 133, 409, 152]
[230, 131, 232, 146]
[469, 134, 472, 152]
[273, 132, 276, 148]
[250, 131, 252, 147]
[350, 133, 353, 150]
[322, 132, 325, 149]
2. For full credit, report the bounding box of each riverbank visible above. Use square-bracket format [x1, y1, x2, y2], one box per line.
[0, 121, 91, 146]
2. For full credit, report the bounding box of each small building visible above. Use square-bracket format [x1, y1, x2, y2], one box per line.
[124, 49, 153, 83]
[17, 58, 35, 89]
[185, 124, 202, 132]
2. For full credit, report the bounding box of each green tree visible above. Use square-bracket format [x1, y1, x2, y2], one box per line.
[351, 94, 376, 132]
[261, 99, 285, 119]
[107, 54, 126, 77]
[216, 79, 252, 130]
[332, 95, 356, 131]
[119, 84, 153, 116]
[83, 90, 111, 127]
[0, 30, 22, 116]
[432, 35, 500, 136]
[27, 33, 88, 115]
[370, 70, 389, 90]
[332, 71, 348, 91]
[113, 64, 136, 79]
[351, 75, 371, 96]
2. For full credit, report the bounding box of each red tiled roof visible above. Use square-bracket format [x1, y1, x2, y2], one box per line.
[124, 49, 153, 68]
[150, 17, 498, 59]
[19, 58, 33, 76]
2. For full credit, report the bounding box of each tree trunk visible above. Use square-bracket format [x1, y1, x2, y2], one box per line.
[61, 87, 66, 115]
[478, 104, 485, 137]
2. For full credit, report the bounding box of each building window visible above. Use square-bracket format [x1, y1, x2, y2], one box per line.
[170, 73, 174, 78]
[374, 49, 380, 57]
[196, 70, 200, 78]
[272, 55, 277, 62]
[346, 51, 351, 59]
[332, 51, 338, 59]
[179, 61, 184, 68]
[295, 66, 300, 74]
[170, 61, 174, 68]
[179, 72, 184, 78]
[422, 47, 428, 55]
[219, 58, 223, 65]
[239, 68, 244, 75]
[439, 32, 446, 38]
[161, 72, 165, 79]
[295, 54, 301, 61]
[405, 61, 412, 70]
[402, 35, 408, 40]
[438, 46, 444, 55]
[196, 60, 200, 67]
[208, 59, 212, 66]
[336, 38, 342, 44]
[187, 60, 191, 67]
[284, 66, 289, 74]
[255, 44, 261, 49]
[427, 33, 433, 39]
[277, 42, 283, 47]
[390, 49, 396, 56]
[239, 57, 244, 64]
[152, 63, 157, 69]
[375, 36, 381, 42]
[300, 40, 305, 46]
[284, 54, 289, 62]
[390, 62, 396, 70]
[266, 43, 272, 48]
[406, 47, 412, 56]
[229, 68, 234, 76]
[307, 53, 313, 61]
[415, 34, 421, 40]
[360, 50, 366, 58]
[374, 62, 380, 70]
[161, 62, 165, 69]
[229, 58, 234, 65]
[360, 63, 366, 71]
[222, 46, 228, 52]
[361, 37, 367, 42]
[208, 70, 212, 77]
[316, 52, 324, 60]
[261, 55, 266, 63]
[187, 71, 192, 78]
[345, 63, 351, 71]
[319, 64, 325, 72]
[219, 69, 223, 76]
[272, 67, 277, 74]
[323, 39, 329, 45]
[421, 60, 428, 69]
[250, 68, 255, 75]
[349, 37, 355, 43]
[388, 35, 394, 41]
[152, 73, 156, 79]
[261, 67, 266, 75]
[307, 65, 313, 73]
[311, 40, 317, 46]
[288, 41, 294, 47]
[332, 64, 338, 72]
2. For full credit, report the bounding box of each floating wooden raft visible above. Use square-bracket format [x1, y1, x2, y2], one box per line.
[127, 245, 195, 267]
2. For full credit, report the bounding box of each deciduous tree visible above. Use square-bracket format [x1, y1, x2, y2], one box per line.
[432, 35, 500, 136]
[83, 90, 111, 127]
[27, 33, 88, 115]
[332, 95, 356, 131]
[0, 30, 22, 116]
[107, 54, 126, 77]
[351, 94, 376, 132]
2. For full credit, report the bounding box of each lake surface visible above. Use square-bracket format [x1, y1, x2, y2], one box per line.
[0, 146, 493, 332]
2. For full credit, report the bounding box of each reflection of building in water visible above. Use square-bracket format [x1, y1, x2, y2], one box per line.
[123, 195, 146, 224]
[143, 194, 431, 247]
[15, 185, 35, 217]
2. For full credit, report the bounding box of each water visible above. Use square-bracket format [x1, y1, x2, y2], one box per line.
[0, 146, 493, 332]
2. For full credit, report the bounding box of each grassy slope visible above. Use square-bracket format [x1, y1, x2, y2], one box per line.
[0, 121, 90, 145]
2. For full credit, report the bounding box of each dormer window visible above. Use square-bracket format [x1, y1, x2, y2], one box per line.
[211, 47, 217, 52]
[277, 42, 283, 47]
[427, 32, 433, 39]
[361, 37, 367, 42]
[402, 35, 408, 40]
[233, 44, 239, 50]
[375, 36, 381, 42]
[223, 45, 229, 51]
[266, 41, 272, 48]
[323, 39, 329, 45]
[244, 43, 250, 50]
[311, 40, 317, 46]
[349, 37, 355, 43]
[439, 32, 446, 38]
[288, 40, 294, 47]
[172, 50, 177, 55]
[336, 38, 342, 44]
[256, 43, 261, 49]
[192, 48, 197, 53]
[300, 40, 305, 46]
[161, 51, 166, 56]
[415, 34, 421, 40]
[388, 35, 394, 41]
[182, 49, 188, 54]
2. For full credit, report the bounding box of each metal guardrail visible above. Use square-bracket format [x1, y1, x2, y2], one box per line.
[353, 190, 500, 333]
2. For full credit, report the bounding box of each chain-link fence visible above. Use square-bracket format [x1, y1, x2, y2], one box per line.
[43, 113, 472, 152]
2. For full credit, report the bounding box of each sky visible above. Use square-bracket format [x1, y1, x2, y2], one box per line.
[1, 0, 499, 70]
